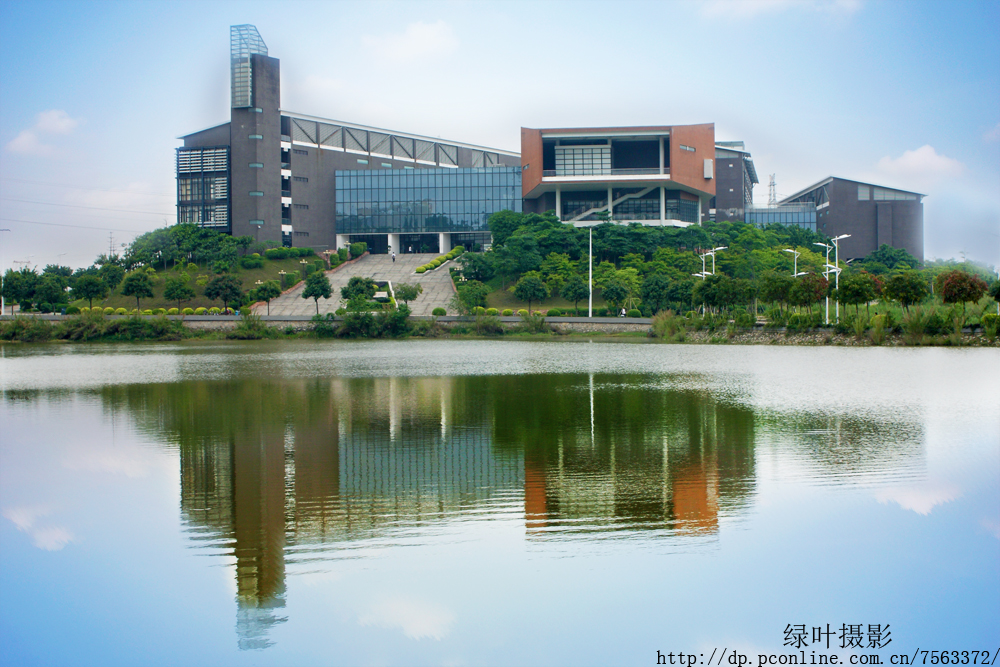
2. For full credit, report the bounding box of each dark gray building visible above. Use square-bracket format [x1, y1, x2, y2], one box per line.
[177, 25, 519, 253]
[711, 141, 758, 222]
[780, 177, 924, 260]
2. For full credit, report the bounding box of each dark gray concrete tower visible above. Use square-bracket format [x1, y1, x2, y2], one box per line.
[229, 25, 282, 244]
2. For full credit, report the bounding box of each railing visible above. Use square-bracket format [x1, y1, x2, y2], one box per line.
[542, 167, 667, 177]
[281, 190, 291, 197]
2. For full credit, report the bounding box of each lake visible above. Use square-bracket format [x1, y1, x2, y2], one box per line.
[1, 340, 998, 666]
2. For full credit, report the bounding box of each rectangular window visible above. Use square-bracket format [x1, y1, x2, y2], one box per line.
[294, 204, 309, 209]
[382, 162, 392, 168]
[249, 134, 263, 139]
[293, 148, 308, 155]
[680, 145, 695, 152]
[249, 191, 264, 196]
[249, 162, 263, 168]
[357, 158, 369, 165]
[858, 185, 870, 200]
[293, 176, 308, 182]
[253, 108, 263, 113]
[249, 219, 264, 226]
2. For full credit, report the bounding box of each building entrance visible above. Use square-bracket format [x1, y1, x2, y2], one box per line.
[400, 234, 438, 254]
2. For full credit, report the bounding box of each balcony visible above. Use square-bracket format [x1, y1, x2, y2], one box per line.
[281, 189, 291, 197]
[542, 167, 668, 178]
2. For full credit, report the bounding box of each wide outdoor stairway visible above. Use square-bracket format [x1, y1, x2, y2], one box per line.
[258, 253, 456, 317]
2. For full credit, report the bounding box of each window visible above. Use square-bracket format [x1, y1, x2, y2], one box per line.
[403, 165, 414, 170]
[253, 108, 263, 113]
[249, 134, 263, 139]
[357, 158, 369, 165]
[294, 204, 309, 210]
[293, 176, 308, 182]
[294, 231, 310, 237]
[382, 162, 392, 168]
[249, 191, 264, 196]
[249, 162, 263, 168]
[249, 219, 264, 226]
[293, 148, 309, 155]
[680, 145, 695, 152]
[858, 185, 870, 200]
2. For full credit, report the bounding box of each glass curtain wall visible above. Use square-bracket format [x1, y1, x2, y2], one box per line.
[335, 167, 521, 235]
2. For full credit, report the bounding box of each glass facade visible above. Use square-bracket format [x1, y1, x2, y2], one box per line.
[555, 145, 611, 176]
[176, 147, 230, 230]
[335, 167, 521, 235]
[745, 204, 817, 232]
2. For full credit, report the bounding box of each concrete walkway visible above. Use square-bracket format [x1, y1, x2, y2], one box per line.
[260, 253, 457, 317]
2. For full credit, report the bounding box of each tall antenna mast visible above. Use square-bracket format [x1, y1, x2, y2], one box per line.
[109, 232, 115, 257]
[768, 175, 777, 207]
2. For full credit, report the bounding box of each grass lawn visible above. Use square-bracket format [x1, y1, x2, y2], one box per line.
[73, 257, 313, 311]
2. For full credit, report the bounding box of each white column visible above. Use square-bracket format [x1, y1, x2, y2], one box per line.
[608, 187, 613, 221]
[660, 186, 666, 223]
[336, 234, 350, 250]
[659, 137, 665, 174]
[387, 233, 400, 254]
[555, 188, 562, 220]
[697, 198, 703, 224]
[438, 232, 451, 254]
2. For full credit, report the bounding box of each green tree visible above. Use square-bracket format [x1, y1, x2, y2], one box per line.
[204, 275, 244, 312]
[487, 210, 525, 246]
[99, 264, 125, 292]
[758, 271, 792, 311]
[340, 276, 376, 302]
[787, 274, 829, 314]
[459, 253, 495, 283]
[302, 271, 332, 314]
[73, 274, 109, 309]
[35, 274, 69, 309]
[394, 282, 423, 307]
[562, 274, 590, 315]
[120, 270, 154, 311]
[989, 279, 1000, 304]
[456, 280, 490, 313]
[513, 274, 549, 314]
[836, 271, 880, 317]
[640, 273, 671, 315]
[249, 280, 281, 315]
[601, 278, 628, 312]
[882, 271, 929, 312]
[2, 267, 40, 311]
[164, 276, 196, 311]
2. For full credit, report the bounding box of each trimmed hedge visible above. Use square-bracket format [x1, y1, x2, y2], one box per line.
[338, 247, 349, 262]
[517, 309, 528, 316]
[350, 242, 367, 258]
[432, 307, 446, 317]
[415, 267, 427, 273]
[486, 308, 498, 316]
[104, 307, 115, 315]
[502, 309, 513, 316]
[182, 308, 195, 315]
[546, 308, 562, 317]
[66, 306, 81, 315]
[167, 308, 179, 315]
[194, 307, 207, 315]
[473, 306, 486, 315]
[627, 309, 642, 318]
[208, 307, 221, 315]
[115, 308, 128, 315]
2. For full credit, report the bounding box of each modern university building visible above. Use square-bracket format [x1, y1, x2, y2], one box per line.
[176, 25, 925, 261]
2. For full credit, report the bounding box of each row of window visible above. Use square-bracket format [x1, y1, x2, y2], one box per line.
[858, 184, 918, 201]
[178, 176, 227, 202]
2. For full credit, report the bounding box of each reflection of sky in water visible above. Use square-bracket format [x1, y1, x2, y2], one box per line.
[1, 342, 997, 665]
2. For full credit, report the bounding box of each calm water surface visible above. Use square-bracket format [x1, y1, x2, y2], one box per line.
[1, 340, 998, 666]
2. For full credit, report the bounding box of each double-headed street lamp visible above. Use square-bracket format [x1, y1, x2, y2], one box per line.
[814, 242, 833, 324]
[783, 248, 809, 278]
[694, 246, 727, 280]
[830, 234, 850, 322]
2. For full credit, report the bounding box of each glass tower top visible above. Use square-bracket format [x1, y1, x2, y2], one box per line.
[230, 25, 268, 108]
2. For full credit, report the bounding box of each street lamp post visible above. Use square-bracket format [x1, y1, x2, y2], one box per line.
[588, 227, 593, 318]
[783, 248, 808, 278]
[830, 234, 850, 322]
[814, 242, 833, 325]
[0, 229, 10, 316]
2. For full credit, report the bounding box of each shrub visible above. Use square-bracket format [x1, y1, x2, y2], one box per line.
[852, 315, 868, 340]
[925, 312, 945, 336]
[350, 242, 367, 258]
[416, 267, 427, 273]
[474, 314, 505, 335]
[734, 312, 754, 328]
[546, 308, 562, 316]
[335, 307, 347, 316]
[517, 309, 528, 316]
[142, 309, 153, 315]
[869, 314, 886, 345]
[186, 263, 198, 272]
[182, 308, 194, 315]
[315, 259, 326, 272]
[432, 307, 446, 317]
[338, 247, 349, 262]
[486, 308, 499, 316]
[166, 308, 178, 315]
[264, 248, 290, 260]
[65, 305, 81, 315]
[651, 310, 685, 339]
[115, 308, 128, 315]
[208, 307, 221, 315]
[240, 257, 264, 269]
[228, 311, 276, 340]
[104, 307, 115, 315]
[596, 307, 608, 317]
[502, 309, 513, 316]
[472, 306, 486, 315]
[627, 309, 642, 318]
[79, 307, 91, 314]
[194, 307, 207, 315]
[151, 308, 164, 315]
[519, 312, 550, 334]
[981, 313, 999, 340]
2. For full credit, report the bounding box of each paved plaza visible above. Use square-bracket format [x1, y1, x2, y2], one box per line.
[258, 253, 457, 317]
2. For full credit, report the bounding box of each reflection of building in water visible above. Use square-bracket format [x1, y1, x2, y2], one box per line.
[504, 375, 757, 536]
[108, 374, 763, 647]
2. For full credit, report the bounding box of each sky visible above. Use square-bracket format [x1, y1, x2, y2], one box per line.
[1, 0, 998, 271]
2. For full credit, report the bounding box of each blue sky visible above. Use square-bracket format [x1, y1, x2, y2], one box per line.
[1, 0, 998, 270]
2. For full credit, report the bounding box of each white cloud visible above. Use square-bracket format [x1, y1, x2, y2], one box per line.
[3, 505, 74, 551]
[4, 109, 80, 156]
[361, 20, 458, 62]
[359, 598, 455, 640]
[876, 145, 965, 184]
[700, 0, 860, 19]
[984, 122, 1000, 143]
[875, 482, 960, 515]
